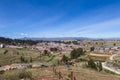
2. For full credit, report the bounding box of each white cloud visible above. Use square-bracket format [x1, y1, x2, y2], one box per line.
[72, 18, 120, 37]
[20, 33, 28, 36]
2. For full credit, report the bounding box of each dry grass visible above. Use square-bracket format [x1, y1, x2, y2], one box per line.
[57, 66, 120, 80]
[0, 68, 58, 80]
[113, 54, 120, 61]
[0, 48, 41, 66]
[86, 53, 110, 61]
[89, 53, 110, 57]
[0, 66, 120, 80]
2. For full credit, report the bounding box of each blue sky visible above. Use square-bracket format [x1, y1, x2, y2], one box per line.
[0, 0, 120, 38]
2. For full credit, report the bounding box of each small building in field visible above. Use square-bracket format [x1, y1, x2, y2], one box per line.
[101, 45, 112, 50]
[7, 45, 23, 49]
[1, 65, 11, 71]
[0, 44, 4, 48]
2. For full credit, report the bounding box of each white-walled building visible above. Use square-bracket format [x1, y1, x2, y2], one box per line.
[0, 44, 4, 48]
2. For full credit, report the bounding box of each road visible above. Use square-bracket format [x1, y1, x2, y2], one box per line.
[102, 62, 120, 74]
[102, 53, 120, 75]
[109, 53, 119, 60]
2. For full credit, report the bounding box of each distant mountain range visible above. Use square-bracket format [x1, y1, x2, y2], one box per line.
[21, 37, 91, 41]
[20, 37, 120, 41]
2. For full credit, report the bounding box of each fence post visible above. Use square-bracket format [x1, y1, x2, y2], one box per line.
[70, 71, 73, 80]
[59, 71, 63, 80]
[74, 76, 76, 80]
[58, 71, 61, 79]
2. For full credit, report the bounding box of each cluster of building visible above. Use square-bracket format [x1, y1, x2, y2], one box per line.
[95, 45, 120, 54]
[0, 64, 30, 71]
[0, 62, 52, 71]
[0, 43, 23, 49]
[36, 42, 80, 53]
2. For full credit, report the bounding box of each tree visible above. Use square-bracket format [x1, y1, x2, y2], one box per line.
[72, 41, 78, 45]
[30, 57, 32, 63]
[98, 61, 102, 71]
[17, 52, 19, 55]
[25, 59, 28, 63]
[0, 37, 38, 45]
[88, 59, 97, 70]
[43, 50, 49, 55]
[77, 48, 84, 55]
[20, 56, 25, 63]
[113, 43, 116, 46]
[70, 48, 84, 59]
[0, 70, 4, 74]
[90, 46, 95, 52]
[70, 49, 77, 59]
[62, 55, 69, 63]
[4, 50, 8, 54]
[20, 56, 28, 63]
[50, 48, 58, 52]
[95, 42, 98, 45]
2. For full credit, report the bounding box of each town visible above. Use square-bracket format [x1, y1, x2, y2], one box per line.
[0, 37, 120, 80]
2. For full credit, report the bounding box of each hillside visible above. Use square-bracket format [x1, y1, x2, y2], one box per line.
[0, 66, 120, 80]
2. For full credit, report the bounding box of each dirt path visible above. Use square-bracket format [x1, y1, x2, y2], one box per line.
[102, 53, 120, 74]
[102, 62, 120, 74]
[109, 53, 120, 60]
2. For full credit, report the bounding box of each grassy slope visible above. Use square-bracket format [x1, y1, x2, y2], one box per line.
[0, 48, 41, 66]
[1, 66, 120, 80]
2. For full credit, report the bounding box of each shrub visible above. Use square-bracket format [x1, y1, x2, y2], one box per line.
[62, 55, 69, 63]
[90, 46, 95, 52]
[4, 50, 8, 54]
[18, 70, 32, 79]
[0, 70, 5, 74]
[98, 61, 103, 71]
[6, 75, 19, 80]
[104, 69, 116, 75]
[30, 57, 32, 62]
[88, 59, 97, 70]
